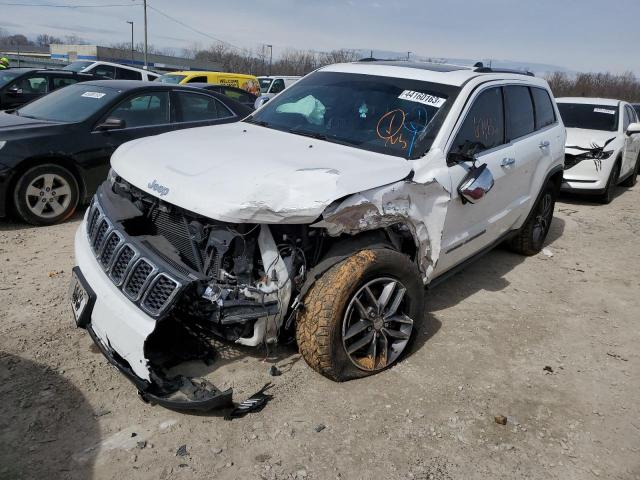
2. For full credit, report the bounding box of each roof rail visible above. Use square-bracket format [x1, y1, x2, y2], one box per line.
[473, 62, 535, 77]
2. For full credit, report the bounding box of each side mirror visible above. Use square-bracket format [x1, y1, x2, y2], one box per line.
[458, 163, 495, 204]
[96, 117, 125, 131]
[7, 86, 22, 96]
[626, 122, 640, 136]
[254, 96, 270, 109]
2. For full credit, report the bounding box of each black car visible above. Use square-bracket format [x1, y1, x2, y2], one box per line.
[189, 83, 258, 109]
[633, 104, 640, 118]
[0, 80, 253, 225]
[0, 68, 99, 110]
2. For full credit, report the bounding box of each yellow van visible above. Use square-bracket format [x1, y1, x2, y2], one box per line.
[157, 71, 261, 96]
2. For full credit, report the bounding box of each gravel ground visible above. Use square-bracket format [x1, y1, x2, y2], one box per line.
[1, 185, 639, 480]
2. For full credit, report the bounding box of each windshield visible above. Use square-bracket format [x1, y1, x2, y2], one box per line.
[259, 77, 273, 93]
[0, 70, 22, 89]
[17, 84, 118, 122]
[157, 74, 185, 84]
[249, 71, 460, 159]
[558, 103, 619, 132]
[63, 61, 93, 72]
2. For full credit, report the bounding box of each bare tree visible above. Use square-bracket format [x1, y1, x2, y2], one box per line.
[36, 34, 62, 46]
[545, 71, 640, 103]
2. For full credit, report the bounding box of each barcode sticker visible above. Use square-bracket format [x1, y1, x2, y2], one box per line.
[594, 108, 616, 115]
[398, 90, 446, 108]
[82, 91, 106, 99]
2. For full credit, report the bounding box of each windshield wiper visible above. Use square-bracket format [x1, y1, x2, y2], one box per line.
[288, 129, 328, 140]
[244, 118, 269, 127]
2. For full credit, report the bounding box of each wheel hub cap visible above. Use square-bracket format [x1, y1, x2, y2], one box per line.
[24, 173, 72, 219]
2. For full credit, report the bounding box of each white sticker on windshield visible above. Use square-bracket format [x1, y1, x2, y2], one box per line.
[594, 108, 616, 115]
[398, 90, 446, 108]
[81, 91, 106, 99]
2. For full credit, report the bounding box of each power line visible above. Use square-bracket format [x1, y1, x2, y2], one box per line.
[0, 2, 140, 6]
[146, 4, 246, 52]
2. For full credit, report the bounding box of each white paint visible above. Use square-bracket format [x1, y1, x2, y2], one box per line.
[111, 123, 413, 224]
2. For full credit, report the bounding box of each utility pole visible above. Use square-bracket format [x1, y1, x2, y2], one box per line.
[143, 0, 148, 69]
[266, 44, 273, 76]
[407, 51, 411, 61]
[126, 21, 134, 64]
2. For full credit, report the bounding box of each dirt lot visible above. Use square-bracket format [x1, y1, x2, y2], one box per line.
[1, 185, 639, 480]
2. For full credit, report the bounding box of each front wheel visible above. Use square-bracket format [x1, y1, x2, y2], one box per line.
[508, 182, 556, 256]
[296, 249, 424, 382]
[13, 164, 80, 226]
[598, 161, 621, 204]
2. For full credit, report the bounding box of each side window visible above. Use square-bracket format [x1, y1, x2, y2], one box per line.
[90, 64, 116, 79]
[270, 79, 285, 94]
[176, 92, 234, 122]
[15, 75, 49, 94]
[187, 76, 208, 83]
[451, 87, 505, 156]
[107, 91, 170, 128]
[52, 76, 78, 90]
[505, 86, 535, 141]
[116, 67, 142, 80]
[531, 87, 556, 130]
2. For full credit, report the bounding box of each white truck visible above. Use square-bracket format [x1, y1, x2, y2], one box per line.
[70, 61, 565, 410]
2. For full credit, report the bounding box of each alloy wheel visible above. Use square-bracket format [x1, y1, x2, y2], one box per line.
[532, 192, 553, 244]
[24, 173, 72, 219]
[342, 277, 414, 372]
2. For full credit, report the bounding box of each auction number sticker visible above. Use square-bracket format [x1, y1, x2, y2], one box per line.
[594, 108, 616, 115]
[82, 91, 107, 99]
[398, 90, 446, 108]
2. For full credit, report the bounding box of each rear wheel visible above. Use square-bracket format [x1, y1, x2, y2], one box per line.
[620, 155, 639, 187]
[296, 249, 423, 382]
[13, 164, 79, 226]
[508, 182, 556, 256]
[598, 161, 621, 204]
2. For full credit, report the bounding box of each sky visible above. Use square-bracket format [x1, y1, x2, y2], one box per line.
[2, 0, 639, 74]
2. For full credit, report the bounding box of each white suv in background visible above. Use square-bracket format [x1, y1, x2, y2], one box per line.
[63, 60, 160, 81]
[70, 61, 565, 410]
[557, 97, 640, 203]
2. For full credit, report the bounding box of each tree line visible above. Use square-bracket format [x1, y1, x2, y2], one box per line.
[545, 71, 640, 103]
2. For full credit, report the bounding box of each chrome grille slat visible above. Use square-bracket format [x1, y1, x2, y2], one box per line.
[85, 197, 183, 317]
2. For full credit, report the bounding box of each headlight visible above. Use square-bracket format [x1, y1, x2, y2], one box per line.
[107, 168, 118, 186]
[585, 149, 614, 160]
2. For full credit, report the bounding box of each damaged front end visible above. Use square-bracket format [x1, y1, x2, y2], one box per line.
[74, 178, 316, 410]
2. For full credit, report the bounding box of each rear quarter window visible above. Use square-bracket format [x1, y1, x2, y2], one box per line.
[531, 87, 556, 130]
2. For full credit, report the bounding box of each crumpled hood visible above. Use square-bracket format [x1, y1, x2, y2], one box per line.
[565, 128, 622, 154]
[111, 123, 413, 223]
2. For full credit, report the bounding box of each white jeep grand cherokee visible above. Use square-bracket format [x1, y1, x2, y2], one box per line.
[70, 61, 565, 410]
[557, 97, 640, 203]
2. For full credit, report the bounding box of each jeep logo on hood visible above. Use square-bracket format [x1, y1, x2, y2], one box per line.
[147, 179, 170, 197]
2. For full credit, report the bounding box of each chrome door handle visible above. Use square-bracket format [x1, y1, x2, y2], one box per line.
[501, 157, 515, 167]
[539, 141, 550, 149]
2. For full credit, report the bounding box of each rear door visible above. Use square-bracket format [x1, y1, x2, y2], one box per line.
[437, 85, 517, 274]
[173, 90, 239, 129]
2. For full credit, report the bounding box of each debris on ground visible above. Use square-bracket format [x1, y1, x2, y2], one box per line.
[541, 248, 554, 258]
[543, 365, 554, 374]
[606, 352, 628, 361]
[225, 383, 273, 421]
[313, 424, 326, 432]
[269, 365, 282, 376]
[176, 445, 188, 457]
[494, 415, 508, 425]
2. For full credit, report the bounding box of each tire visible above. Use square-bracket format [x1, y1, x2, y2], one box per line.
[13, 164, 80, 226]
[508, 182, 556, 256]
[598, 161, 621, 204]
[620, 155, 639, 187]
[296, 249, 424, 382]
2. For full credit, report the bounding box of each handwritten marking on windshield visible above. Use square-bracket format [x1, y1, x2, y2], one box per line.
[377, 109, 408, 150]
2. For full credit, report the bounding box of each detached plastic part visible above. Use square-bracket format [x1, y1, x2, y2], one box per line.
[87, 325, 233, 412]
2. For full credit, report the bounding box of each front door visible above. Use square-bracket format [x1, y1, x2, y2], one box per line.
[436, 85, 520, 275]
